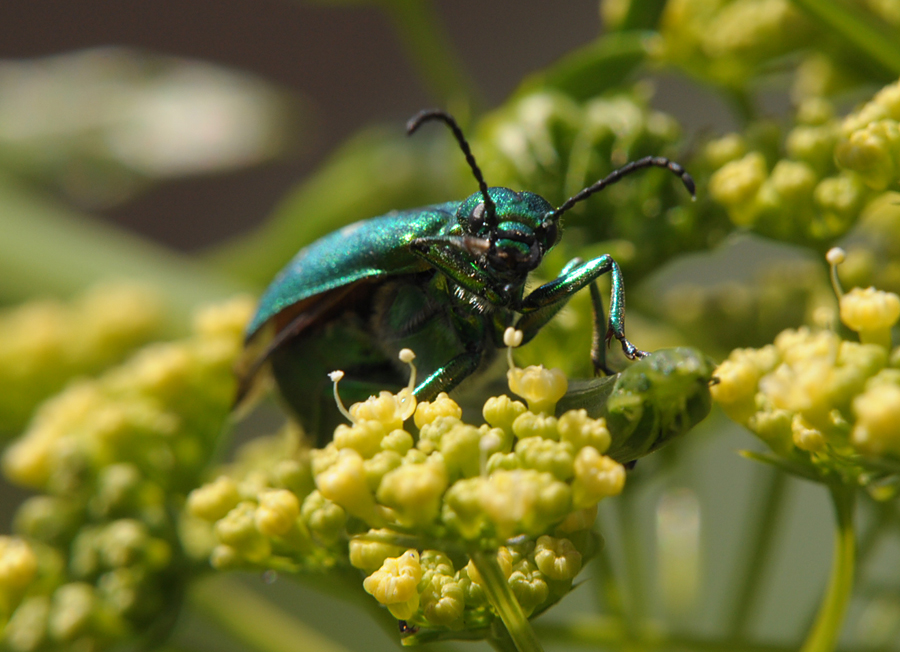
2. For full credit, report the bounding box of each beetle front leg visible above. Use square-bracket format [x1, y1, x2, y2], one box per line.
[514, 258, 614, 375]
[411, 236, 510, 305]
[513, 257, 584, 344]
[518, 254, 646, 363]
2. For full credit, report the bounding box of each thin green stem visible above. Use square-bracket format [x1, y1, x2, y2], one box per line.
[188, 576, 352, 652]
[592, 537, 629, 624]
[727, 468, 789, 636]
[469, 549, 544, 652]
[800, 484, 856, 652]
[616, 488, 647, 626]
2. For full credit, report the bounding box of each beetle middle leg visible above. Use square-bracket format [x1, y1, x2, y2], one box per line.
[413, 349, 484, 402]
[517, 254, 646, 365]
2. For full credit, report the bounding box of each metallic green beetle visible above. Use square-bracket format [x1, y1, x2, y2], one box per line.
[239, 110, 695, 441]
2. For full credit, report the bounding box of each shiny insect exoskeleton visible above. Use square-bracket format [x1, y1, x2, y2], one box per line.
[238, 110, 695, 441]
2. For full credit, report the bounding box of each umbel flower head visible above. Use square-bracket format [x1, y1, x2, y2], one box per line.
[188, 334, 713, 639]
[0, 295, 255, 651]
[712, 249, 900, 490]
[187, 338, 626, 634]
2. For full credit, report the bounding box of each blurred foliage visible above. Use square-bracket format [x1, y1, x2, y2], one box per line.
[1, 1, 900, 652]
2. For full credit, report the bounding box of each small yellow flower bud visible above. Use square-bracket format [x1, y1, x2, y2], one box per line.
[255, 489, 301, 537]
[349, 531, 405, 572]
[791, 413, 826, 452]
[835, 119, 900, 190]
[48, 583, 96, 642]
[512, 412, 559, 440]
[572, 447, 626, 509]
[709, 152, 767, 225]
[711, 349, 772, 424]
[376, 460, 448, 526]
[557, 409, 611, 453]
[215, 502, 271, 563]
[507, 365, 568, 415]
[479, 470, 572, 538]
[187, 476, 241, 522]
[826, 247, 846, 266]
[852, 382, 900, 456]
[4, 596, 50, 651]
[534, 535, 582, 581]
[349, 391, 407, 432]
[0, 536, 38, 591]
[704, 133, 746, 168]
[515, 437, 575, 481]
[363, 550, 423, 619]
[482, 395, 528, 436]
[786, 124, 837, 171]
[414, 392, 462, 428]
[421, 573, 465, 626]
[300, 490, 347, 543]
[333, 419, 388, 459]
[769, 160, 817, 202]
[381, 429, 414, 455]
[840, 287, 900, 347]
[210, 544, 242, 570]
[315, 449, 382, 525]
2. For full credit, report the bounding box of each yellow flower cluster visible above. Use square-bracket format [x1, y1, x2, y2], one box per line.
[707, 105, 868, 242]
[658, 0, 810, 88]
[1, 296, 253, 651]
[706, 78, 900, 244]
[835, 79, 900, 191]
[0, 283, 166, 435]
[189, 340, 626, 631]
[712, 276, 900, 474]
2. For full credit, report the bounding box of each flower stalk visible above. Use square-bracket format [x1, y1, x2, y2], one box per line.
[800, 484, 856, 652]
[469, 549, 544, 652]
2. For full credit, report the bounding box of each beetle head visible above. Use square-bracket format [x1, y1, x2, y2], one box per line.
[456, 187, 557, 278]
[406, 108, 696, 281]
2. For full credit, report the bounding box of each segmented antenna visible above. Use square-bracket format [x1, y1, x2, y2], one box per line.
[406, 109, 496, 225]
[547, 156, 696, 221]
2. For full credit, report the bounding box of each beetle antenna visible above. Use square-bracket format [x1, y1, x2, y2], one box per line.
[407, 109, 496, 224]
[547, 156, 696, 221]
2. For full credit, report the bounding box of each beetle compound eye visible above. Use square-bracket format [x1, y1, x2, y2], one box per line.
[468, 203, 488, 235]
[538, 220, 558, 248]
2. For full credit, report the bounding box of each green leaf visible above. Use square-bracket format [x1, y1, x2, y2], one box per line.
[0, 175, 245, 328]
[556, 347, 714, 463]
[517, 31, 653, 101]
[789, 0, 900, 78]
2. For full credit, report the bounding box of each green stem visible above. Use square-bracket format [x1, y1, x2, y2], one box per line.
[592, 536, 629, 625]
[189, 576, 352, 652]
[469, 549, 544, 652]
[536, 616, 834, 652]
[800, 484, 856, 652]
[537, 615, 891, 652]
[727, 468, 789, 636]
[617, 487, 647, 626]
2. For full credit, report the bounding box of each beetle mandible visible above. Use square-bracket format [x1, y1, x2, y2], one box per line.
[238, 109, 695, 442]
